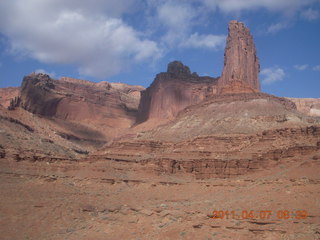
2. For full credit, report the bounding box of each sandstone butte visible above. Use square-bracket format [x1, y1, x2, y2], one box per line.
[0, 20, 320, 240]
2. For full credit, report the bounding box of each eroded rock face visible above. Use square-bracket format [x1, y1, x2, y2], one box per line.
[218, 20, 260, 92]
[137, 61, 218, 124]
[20, 73, 144, 131]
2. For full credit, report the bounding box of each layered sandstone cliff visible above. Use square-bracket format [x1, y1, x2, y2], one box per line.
[20, 73, 143, 128]
[15, 73, 146, 147]
[218, 20, 260, 92]
[137, 61, 218, 124]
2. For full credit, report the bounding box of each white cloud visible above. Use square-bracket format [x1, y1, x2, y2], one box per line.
[155, 1, 226, 51]
[201, 0, 317, 34]
[294, 64, 308, 70]
[260, 67, 285, 85]
[201, 0, 316, 13]
[0, 0, 318, 80]
[313, 65, 320, 71]
[267, 22, 289, 33]
[0, 0, 161, 79]
[301, 8, 320, 20]
[182, 33, 226, 49]
[157, 2, 196, 30]
[34, 69, 56, 78]
[157, 1, 198, 47]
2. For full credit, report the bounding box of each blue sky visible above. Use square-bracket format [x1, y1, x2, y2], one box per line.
[0, 0, 319, 98]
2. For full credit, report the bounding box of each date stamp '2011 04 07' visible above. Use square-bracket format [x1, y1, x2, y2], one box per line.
[211, 210, 308, 220]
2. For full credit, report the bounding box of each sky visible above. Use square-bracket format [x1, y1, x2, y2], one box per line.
[0, 0, 319, 98]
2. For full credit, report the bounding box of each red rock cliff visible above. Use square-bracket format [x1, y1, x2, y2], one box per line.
[20, 73, 144, 131]
[136, 61, 218, 124]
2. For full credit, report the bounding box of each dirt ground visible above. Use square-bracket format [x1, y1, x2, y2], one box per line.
[0, 153, 319, 240]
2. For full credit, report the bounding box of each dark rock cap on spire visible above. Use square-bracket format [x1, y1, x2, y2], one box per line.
[167, 61, 192, 76]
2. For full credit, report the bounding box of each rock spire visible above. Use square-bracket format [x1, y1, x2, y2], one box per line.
[218, 20, 260, 92]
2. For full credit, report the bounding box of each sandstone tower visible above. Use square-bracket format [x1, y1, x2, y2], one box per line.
[218, 20, 260, 93]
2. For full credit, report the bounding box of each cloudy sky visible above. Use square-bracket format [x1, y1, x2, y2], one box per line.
[0, 0, 319, 97]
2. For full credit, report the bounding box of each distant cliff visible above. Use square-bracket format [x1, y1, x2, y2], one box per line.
[20, 73, 144, 131]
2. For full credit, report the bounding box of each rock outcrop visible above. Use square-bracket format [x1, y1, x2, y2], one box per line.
[137, 61, 218, 124]
[218, 20, 260, 92]
[0, 87, 20, 108]
[287, 98, 320, 117]
[95, 125, 320, 179]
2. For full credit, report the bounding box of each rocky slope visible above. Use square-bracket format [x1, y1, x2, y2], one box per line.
[0, 105, 105, 160]
[95, 92, 320, 179]
[0, 74, 145, 158]
[137, 93, 310, 141]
